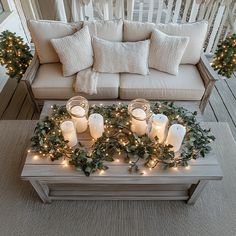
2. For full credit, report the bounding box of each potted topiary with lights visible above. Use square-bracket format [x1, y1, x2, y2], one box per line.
[0, 30, 32, 82]
[212, 33, 236, 79]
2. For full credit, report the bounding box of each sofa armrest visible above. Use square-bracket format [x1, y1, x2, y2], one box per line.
[197, 53, 218, 84]
[21, 53, 40, 85]
[21, 53, 40, 112]
[197, 53, 218, 113]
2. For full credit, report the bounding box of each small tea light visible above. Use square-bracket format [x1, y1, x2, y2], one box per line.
[60, 121, 77, 147]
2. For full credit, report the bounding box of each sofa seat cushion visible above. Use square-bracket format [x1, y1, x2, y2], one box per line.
[32, 63, 119, 99]
[120, 65, 205, 101]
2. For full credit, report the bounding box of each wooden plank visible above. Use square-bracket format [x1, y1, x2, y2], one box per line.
[22, 164, 222, 180]
[50, 195, 189, 201]
[165, 0, 174, 23]
[189, 0, 200, 22]
[1, 82, 27, 120]
[206, 5, 225, 53]
[48, 183, 191, 191]
[215, 80, 236, 126]
[225, 77, 236, 97]
[209, 86, 236, 137]
[172, 0, 182, 23]
[147, 0, 154, 22]
[202, 103, 217, 122]
[181, 0, 191, 22]
[0, 79, 18, 118]
[156, 0, 164, 23]
[17, 94, 34, 120]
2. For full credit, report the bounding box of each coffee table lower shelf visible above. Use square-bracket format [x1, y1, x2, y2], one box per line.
[29, 181, 200, 202]
[22, 161, 221, 205]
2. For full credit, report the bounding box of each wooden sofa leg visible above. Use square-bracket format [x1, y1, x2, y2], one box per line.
[199, 80, 216, 114]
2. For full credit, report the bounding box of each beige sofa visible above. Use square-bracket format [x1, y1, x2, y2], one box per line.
[22, 19, 217, 113]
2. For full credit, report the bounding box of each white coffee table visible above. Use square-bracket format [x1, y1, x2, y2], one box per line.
[21, 101, 223, 204]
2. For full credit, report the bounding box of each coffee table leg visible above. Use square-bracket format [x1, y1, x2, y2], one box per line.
[30, 180, 52, 203]
[187, 180, 208, 205]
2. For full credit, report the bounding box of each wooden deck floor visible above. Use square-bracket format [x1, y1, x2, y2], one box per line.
[1, 77, 236, 138]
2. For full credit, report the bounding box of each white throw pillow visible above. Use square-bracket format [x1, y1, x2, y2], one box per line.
[149, 29, 189, 75]
[51, 26, 93, 77]
[93, 37, 150, 75]
[156, 21, 208, 64]
[28, 20, 83, 64]
[83, 19, 123, 42]
[123, 20, 155, 42]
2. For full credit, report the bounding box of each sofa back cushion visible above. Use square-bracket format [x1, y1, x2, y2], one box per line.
[83, 19, 123, 42]
[123, 20, 155, 41]
[28, 20, 83, 64]
[50, 26, 93, 77]
[149, 29, 189, 75]
[156, 21, 208, 64]
[93, 37, 150, 75]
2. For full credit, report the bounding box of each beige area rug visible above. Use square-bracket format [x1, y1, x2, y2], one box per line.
[0, 121, 235, 236]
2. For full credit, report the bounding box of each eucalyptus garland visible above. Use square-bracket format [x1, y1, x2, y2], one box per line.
[30, 102, 215, 176]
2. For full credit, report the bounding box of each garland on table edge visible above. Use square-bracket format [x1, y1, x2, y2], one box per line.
[30, 102, 215, 176]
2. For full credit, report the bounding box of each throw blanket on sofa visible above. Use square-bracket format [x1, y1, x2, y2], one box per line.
[74, 68, 99, 95]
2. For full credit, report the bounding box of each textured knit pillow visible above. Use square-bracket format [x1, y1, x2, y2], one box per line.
[28, 20, 83, 64]
[156, 21, 208, 64]
[93, 37, 150, 75]
[84, 19, 123, 42]
[51, 26, 93, 77]
[149, 29, 189, 75]
[123, 20, 155, 42]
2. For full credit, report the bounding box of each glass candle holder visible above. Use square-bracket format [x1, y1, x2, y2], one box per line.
[128, 98, 152, 136]
[66, 96, 89, 133]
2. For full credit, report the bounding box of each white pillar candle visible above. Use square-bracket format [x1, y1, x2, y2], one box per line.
[131, 108, 147, 136]
[148, 114, 168, 143]
[89, 113, 104, 140]
[71, 106, 88, 133]
[60, 121, 77, 147]
[166, 124, 186, 152]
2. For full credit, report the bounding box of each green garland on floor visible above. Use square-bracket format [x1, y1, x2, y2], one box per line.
[30, 102, 215, 176]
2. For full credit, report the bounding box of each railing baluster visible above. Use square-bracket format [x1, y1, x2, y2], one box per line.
[189, 0, 200, 22]
[127, 0, 135, 20]
[181, 0, 191, 23]
[156, 0, 164, 23]
[148, 0, 154, 22]
[138, 1, 144, 22]
[172, 0, 182, 23]
[165, 0, 174, 23]
[212, 6, 229, 52]
[206, 4, 226, 53]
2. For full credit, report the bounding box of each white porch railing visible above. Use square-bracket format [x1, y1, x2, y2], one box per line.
[17, 0, 236, 53]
